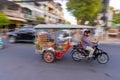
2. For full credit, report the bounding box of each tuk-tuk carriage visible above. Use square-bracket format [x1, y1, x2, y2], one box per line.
[34, 24, 96, 63]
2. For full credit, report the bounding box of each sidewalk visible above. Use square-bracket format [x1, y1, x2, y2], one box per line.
[100, 38, 120, 44]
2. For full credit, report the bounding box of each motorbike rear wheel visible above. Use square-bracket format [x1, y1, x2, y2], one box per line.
[72, 51, 83, 62]
[97, 52, 109, 64]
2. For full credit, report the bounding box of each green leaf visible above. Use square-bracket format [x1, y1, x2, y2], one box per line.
[67, 0, 102, 25]
[112, 13, 120, 24]
[0, 12, 10, 27]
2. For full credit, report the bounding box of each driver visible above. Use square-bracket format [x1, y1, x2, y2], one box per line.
[81, 29, 94, 58]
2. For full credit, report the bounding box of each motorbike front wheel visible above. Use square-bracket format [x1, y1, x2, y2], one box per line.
[97, 52, 109, 64]
[72, 51, 83, 62]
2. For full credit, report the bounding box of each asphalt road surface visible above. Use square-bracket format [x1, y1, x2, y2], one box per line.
[0, 42, 120, 80]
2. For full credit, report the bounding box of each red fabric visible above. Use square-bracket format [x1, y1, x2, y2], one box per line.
[55, 52, 63, 59]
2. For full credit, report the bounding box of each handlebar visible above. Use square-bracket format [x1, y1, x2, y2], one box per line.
[94, 41, 100, 46]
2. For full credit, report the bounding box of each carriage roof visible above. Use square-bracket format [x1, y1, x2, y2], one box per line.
[34, 24, 96, 29]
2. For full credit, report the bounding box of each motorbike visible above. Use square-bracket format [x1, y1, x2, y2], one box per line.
[0, 37, 4, 49]
[71, 41, 109, 64]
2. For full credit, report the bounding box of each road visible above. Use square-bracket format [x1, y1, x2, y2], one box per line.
[0, 42, 120, 80]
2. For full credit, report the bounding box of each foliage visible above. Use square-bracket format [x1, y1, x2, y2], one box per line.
[112, 13, 120, 24]
[67, 0, 102, 25]
[110, 23, 117, 28]
[109, 6, 114, 11]
[65, 21, 71, 24]
[0, 12, 10, 27]
[36, 16, 45, 21]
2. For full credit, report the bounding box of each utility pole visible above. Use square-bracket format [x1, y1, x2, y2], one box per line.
[100, 0, 110, 40]
[101, 0, 110, 28]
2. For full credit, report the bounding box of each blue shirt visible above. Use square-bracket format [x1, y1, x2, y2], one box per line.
[81, 36, 93, 48]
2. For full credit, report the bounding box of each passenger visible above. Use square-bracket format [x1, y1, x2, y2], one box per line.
[47, 39, 55, 48]
[72, 29, 82, 44]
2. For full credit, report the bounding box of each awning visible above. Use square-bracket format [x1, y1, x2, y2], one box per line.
[35, 24, 96, 29]
[7, 16, 27, 22]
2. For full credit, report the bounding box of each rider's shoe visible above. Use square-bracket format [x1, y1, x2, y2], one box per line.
[87, 57, 93, 62]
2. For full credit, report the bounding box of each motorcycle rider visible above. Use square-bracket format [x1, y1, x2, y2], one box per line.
[81, 29, 94, 58]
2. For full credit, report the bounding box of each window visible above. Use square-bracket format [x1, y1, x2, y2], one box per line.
[22, 8, 32, 15]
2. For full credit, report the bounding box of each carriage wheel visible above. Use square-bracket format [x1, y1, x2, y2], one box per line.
[43, 51, 55, 63]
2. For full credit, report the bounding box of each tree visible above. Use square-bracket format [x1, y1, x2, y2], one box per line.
[67, 0, 102, 25]
[65, 21, 71, 24]
[109, 6, 114, 11]
[36, 16, 45, 21]
[0, 12, 10, 27]
[112, 13, 120, 24]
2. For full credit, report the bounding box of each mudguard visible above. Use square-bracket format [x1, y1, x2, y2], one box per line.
[43, 47, 55, 54]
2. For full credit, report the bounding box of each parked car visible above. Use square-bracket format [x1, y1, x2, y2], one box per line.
[7, 26, 36, 43]
[108, 29, 119, 37]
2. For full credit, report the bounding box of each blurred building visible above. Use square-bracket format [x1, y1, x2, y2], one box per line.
[0, 1, 26, 29]
[0, 0, 65, 29]
[39, 1, 65, 24]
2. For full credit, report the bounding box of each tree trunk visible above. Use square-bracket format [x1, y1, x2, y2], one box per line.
[76, 18, 80, 25]
[76, 17, 86, 25]
[80, 17, 86, 25]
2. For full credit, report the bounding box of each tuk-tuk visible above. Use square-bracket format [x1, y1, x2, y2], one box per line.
[34, 24, 95, 63]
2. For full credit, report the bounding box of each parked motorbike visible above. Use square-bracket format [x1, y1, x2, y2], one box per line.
[71, 41, 109, 64]
[0, 37, 4, 49]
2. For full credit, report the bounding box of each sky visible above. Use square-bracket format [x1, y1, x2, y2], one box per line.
[54, 0, 120, 25]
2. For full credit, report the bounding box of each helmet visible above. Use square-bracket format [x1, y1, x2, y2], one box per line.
[82, 29, 90, 34]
